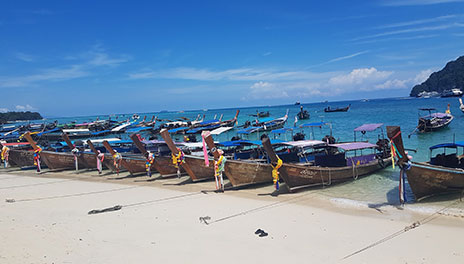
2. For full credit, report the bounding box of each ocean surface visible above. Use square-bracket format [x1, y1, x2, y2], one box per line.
[19, 96, 464, 216]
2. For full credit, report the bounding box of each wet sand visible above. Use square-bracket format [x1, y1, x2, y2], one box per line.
[0, 167, 463, 263]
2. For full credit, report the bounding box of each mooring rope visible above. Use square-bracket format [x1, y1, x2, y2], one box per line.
[87, 192, 204, 215]
[5, 186, 138, 203]
[342, 199, 462, 260]
[203, 190, 319, 225]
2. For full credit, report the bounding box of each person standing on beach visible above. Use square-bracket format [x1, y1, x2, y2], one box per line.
[214, 149, 226, 192]
[1, 145, 9, 168]
[113, 150, 122, 175]
[96, 150, 105, 174]
[145, 151, 154, 177]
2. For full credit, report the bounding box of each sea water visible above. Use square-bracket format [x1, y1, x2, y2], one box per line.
[30, 97, 464, 216]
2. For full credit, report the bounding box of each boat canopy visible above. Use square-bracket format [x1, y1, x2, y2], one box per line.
[168, 126, 189, 133]
[126, 127, 152, 133]
[299, 122, 327, 128]
[423, 112, 450, 118]
[329, 142, 377, 151]
[210, 126, 234, 135]
[354, 123, 383, 132]
[218, 139, 283, 147]
[258, 117, 274, 123]
[271, 128, 293, 134]
[37, 127, 60, 136]
[429, 141, 464, 150]
[1, 142, 30, 146]
[62, 128, 90, 133]
[279, 140, 327, 148]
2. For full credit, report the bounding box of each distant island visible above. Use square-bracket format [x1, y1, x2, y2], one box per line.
[410, 56, 464, 97]
[0, 111, 43, 124]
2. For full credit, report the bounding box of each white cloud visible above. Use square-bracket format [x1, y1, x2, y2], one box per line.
[0, 108, 8, 113]
[129, 67, 338, 82]
[16, 52, 36, 62]
[328, 68, 392, 86]
[325, 51, 369, 64]
[376, 15, 457, 29]
[15, 104, 35, 111]
[89, 53, 131, 67]
[374, 79, 408, 90]
[352, 23, 462, 41]
[0, 65, 88, 88]
[246, 81, 289, 99]
[414, 69, 434, 84]
[382, 0, 464, 6]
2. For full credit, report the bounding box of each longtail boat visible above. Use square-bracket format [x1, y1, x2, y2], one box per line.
[261, 137, 391, 191]
[101, 140, 150, 175]
[1, 142, 35, 167]
[23, 132, 93, 171]
[203, 133, 274, 188]
[237, 110, 288, 135]
[130, 134, 183, 176]
[413, 108, 453, 134]
[324, 104, 350, 112]
[160, 129, 213, 181]
[387, 126, 464, 200]
[86, 140, 118, 173]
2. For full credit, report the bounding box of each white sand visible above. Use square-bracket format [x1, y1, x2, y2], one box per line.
[0, 169, 463, 264]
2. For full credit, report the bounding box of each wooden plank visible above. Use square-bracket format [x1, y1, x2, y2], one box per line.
[160, 129, 195, 178]
[261, 136, 289, 181]
[61, 133, 74, 149]
[129, 134, 147, 155]
[102, 140, 130, 174]
[86, 140, 99, 158]
[203, 133, 220, 160]
[23, 132, 39, 151]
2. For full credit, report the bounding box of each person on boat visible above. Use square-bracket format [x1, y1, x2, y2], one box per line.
[113, 150, 122, 175]
[214, 149, 226, 192]
[1, 145, 9, 168]
[183, 135, 190, 142]
[145, 151, 155, 177]
[172, 147, 185, 178]
[33, 146, 42, 173]
[446, 103, 451, 114]
[96, 150, 105, 174]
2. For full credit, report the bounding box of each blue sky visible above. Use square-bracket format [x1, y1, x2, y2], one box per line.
[1, 0, 464, 116]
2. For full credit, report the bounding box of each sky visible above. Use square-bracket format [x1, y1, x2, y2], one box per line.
[1, 0, 464, 117]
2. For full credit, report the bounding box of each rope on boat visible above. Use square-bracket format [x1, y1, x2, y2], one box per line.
[342, 199, 462, 260]
[88, 191, 203, 215]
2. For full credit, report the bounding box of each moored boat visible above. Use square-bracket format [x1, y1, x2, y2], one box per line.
[387, 126, 464, 200]
[324, 104, 350, 112]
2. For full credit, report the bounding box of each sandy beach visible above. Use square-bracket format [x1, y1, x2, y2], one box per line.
[0, 168, 463, 264]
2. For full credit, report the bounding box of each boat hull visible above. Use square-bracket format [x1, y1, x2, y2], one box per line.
[7, 149, 35, 167]
[405, 162, 464, 200]
[184, 155, 214, 181]
[280, 158, 391, 190]
[40, 151, 94, 170]
[224, 160, 273, 187]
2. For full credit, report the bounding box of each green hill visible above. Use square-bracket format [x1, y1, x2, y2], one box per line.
[410, 56, 464, 97]
[0, 111, 43, 124]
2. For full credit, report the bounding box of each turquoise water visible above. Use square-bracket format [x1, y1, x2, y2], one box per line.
[37, 97, 464, 214]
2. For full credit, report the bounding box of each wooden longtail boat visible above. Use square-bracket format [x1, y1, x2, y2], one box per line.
[160, 129, 212, 181]
[416, 108, 453, 133]
[101, 140, 150, 175]
[204, 133, 273, 187]
[23, 132, 93, 170]
[237, 110, 289, 135]
[0, 142, 35, 167]
[324, 104, 350, 112]
[261, 137, 391, 191]
[387, 126, 464, 200]
[86, 140, 118, 172]
[130, 134, 182, 176]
